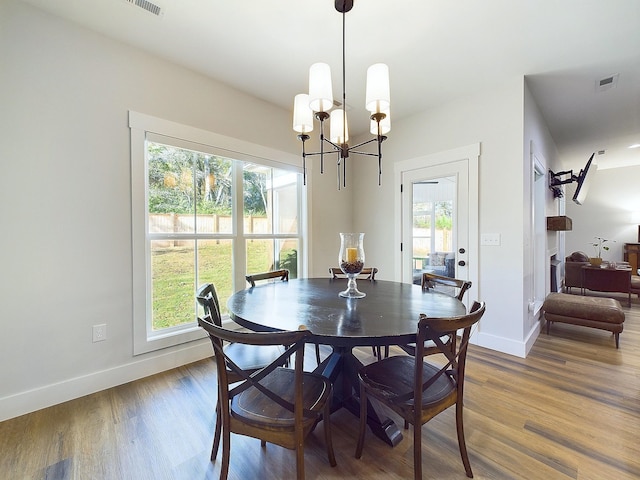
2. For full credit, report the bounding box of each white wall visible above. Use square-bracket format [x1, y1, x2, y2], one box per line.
[352, 78, 532, 356]
[0, 0, 350, 421]
[565, 165, 640, 261]
[523, 81, 561, 345]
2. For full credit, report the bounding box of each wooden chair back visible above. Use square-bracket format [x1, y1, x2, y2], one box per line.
[421, 272, 472, 301]
[398, 273, 471, 359]
[196, 282, 289, 462]
[197, 316, 336, 479]
[245, 269, 289, 288]
[196, 282, 222, 325]
[355, 301, 485, 479]
[329, 267, 378, 280]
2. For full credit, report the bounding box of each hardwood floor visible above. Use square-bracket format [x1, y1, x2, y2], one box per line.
[2, 293, 639, 479]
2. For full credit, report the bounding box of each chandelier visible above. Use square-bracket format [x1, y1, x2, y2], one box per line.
[292, 0, 391, 188]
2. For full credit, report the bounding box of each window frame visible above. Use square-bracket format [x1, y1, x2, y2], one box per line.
[129, 111, 307, 355]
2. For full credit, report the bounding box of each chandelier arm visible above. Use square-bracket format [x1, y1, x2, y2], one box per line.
[322, 137, 343, 151]
[347, 150, 381, 157]
[319, 116, 327, 174]
[302, 149, 340, 158]
[377, 131, 383, 187]
[348, 137, 379, 150]
[302, 138, 307, 186]
[343, 154, 347, 188]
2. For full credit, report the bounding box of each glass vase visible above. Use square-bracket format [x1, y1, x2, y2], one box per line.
[338, 232, 366, 298]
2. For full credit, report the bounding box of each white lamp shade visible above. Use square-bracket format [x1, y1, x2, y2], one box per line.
[365, 63, 390, 113]
[308, 63, 334, 113]
[330, 109, 349, 144]
[370, 107, 391, 135]
[293, 94, 314, 133]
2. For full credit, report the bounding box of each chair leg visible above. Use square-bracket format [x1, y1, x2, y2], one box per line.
[323, 400, 337, 467]
[296, 443, 305, 480]
[413, 417, 422, 480]
[455, 402, 473, 478]
[211, 399, 222, 460]
[220, 424, 231, 480]
[355, 382, 367, 458]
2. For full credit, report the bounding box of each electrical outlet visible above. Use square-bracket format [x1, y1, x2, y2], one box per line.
[92, 324, 107, 343]
[481, 233, 501, 246]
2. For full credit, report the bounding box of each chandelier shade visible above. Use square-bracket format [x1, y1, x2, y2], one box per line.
[292, 0, 390, 188]
[293, 94, 314, 133]
[365, 63, 391, 114]
[308, 63, 334, 113]
[330, 109, 349, 144]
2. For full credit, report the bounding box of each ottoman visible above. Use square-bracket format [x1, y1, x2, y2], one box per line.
[542, 293, 625, 348]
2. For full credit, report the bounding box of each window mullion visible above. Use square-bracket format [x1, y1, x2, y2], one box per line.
[232, 161, 246, 290]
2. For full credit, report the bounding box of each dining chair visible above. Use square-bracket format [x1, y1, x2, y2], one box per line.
[197, 315, 337, 480]
[421, 272, 472, 301]
[398, 272, 474, 358]
[355, 301, 486, 479]
[330, 266, 385, 360]
[196, 283, 285, 460]
[245, 269, 323, 365]
[245, 268, 289, 287]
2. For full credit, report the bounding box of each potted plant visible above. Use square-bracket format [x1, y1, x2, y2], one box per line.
[589, 236, 611, 266]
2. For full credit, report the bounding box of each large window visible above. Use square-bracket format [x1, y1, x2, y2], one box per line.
[130, 112, 304, 354]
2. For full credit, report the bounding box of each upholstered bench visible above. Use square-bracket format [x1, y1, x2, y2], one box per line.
[542, 293, 625, 348]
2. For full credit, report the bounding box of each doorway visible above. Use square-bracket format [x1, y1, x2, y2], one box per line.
[394, 144, 479, 304]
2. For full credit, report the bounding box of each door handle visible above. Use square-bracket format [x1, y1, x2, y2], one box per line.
[458, 260, 466, 266]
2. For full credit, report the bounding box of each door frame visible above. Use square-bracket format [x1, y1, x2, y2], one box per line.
[394, 144, 480, 296]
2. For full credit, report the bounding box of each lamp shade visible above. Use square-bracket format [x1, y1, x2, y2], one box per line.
[293, 94, 314, 133]
[365, 63, 390, 113]
[370, 107, 391, 135]
[308, 63, 334, 113]
[330, 109, 349, 144]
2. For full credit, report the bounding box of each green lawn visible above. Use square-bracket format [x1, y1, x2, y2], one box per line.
[151, 241, 296, 330]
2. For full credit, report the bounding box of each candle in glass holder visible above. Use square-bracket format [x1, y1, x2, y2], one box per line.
[347, 247, 358, 263]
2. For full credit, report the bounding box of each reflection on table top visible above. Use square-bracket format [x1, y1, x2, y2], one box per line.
[227, 278, 467, 347]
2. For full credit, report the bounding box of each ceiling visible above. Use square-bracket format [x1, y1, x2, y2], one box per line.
[20, 0, 640, 170]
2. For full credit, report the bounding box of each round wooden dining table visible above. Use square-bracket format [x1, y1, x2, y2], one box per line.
[227, 277, 467, 447]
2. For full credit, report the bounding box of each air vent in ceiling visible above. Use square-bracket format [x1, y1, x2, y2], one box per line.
[124, 0, 165, 17]
[596, 74, 619, 92]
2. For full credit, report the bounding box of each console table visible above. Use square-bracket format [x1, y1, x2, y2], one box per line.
[581, 265, 632, 306]
[624, 243, 640, 275]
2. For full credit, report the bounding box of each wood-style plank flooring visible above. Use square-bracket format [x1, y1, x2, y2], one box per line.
[2, 291, 639, 479]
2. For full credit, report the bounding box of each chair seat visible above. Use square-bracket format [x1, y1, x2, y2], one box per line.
[358, 356, 456, 408]
[224, 343, 285, 373]
[232, 367, 332, 429]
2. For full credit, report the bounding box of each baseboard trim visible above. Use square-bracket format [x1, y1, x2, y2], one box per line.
[523, 319, 543, 356]
[0, 339, 213, 422]
[474, 332, 527, 358]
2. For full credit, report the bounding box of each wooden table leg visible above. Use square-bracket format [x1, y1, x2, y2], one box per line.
[315, 346, 403, 447]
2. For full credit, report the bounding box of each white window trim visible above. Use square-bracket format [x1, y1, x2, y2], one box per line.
[129, 111, 305, 355]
